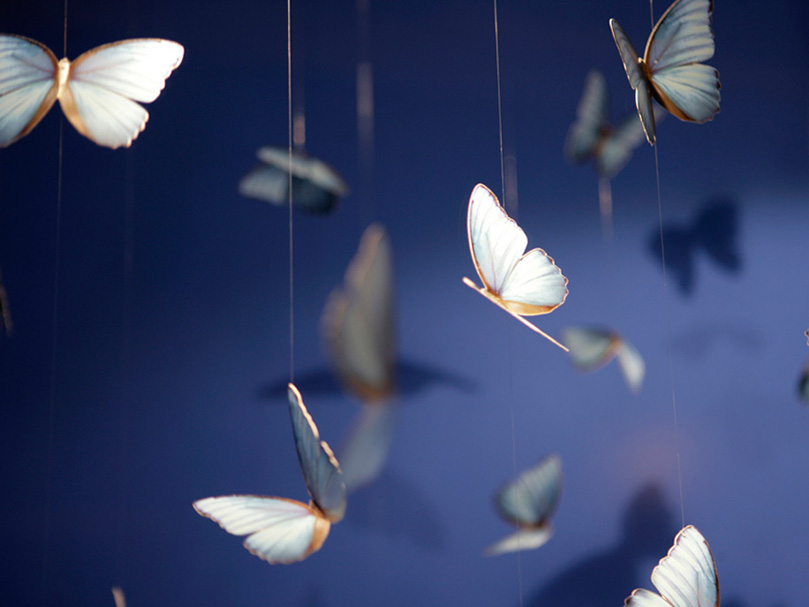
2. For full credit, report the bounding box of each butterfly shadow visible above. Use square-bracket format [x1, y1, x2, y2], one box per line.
[524, 483, 677, 607]
[646, 196, 741, 296]
[257, 358, 476, 404]
[343, 468, 448, 553]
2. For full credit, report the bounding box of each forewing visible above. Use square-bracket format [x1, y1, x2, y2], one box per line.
[562, 327, 618, 371]
[193, 495, 328, 564]
[62, 38, 183, 148]
[484, 526, 554, 557]
[625, 588, 674, 607]
[238, 163, 288, 205]
[646, 0, 715, 72]
[609, 20, 643, 90]
[338, 402, 397, 492]
[616, 339, 645, 393]
[495, 454, 562, 527]
[0, 34, 58, 146]
[288, 384, 346, 522]
[650, 526, 719, 607]
[651, 64, 720, 123]
[564, 70, 609, 163]
[467, 183, 527, 295]
[499, 247, 568, 316]
[322, 223, 396, 403]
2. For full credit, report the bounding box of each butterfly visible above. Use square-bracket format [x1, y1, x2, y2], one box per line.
[609, 0, 721, 145]
[485, 454, 562, 556]
[798, 363, 809, 404]
[565, 70, 663, 180]
[562, 326, 645, 393]
[239, 146, 349, 214]
[111, 587, 125, 607]
[647, 199, 740, 295]
[0, 35, 183, 149]
[322, 223, 395, 403]
[625, 525, 719, 607]
[193, 384, 346, 564]
[462, 183, 568, 350]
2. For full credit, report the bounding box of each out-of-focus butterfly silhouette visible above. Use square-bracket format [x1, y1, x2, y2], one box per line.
[647, 197, 741, 295]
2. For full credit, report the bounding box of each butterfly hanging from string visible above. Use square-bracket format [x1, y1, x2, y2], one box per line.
[609, 0, 721, 146]
[0, 34, 183, 149]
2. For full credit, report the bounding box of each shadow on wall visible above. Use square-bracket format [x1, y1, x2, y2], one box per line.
[646, 196, 741, 296]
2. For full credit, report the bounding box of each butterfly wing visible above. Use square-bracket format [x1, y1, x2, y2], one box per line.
[595, 106, 664, 178]
[288, 384, 346, 522]
[322, 223, 396, 403]
[645, 0, 720, 123]
[616, 339, 645, 393]
[562, 327, 620, 371]
[59, 38, 183, 148]
[564, 70, 609, 163]
[495, 454, 562, 527]
[111, 587, 126, 607]
[337, 402, 397, 492]
[484, 526, 554, 557]
[193, 495, 331, 564]
[0, 34, 58, 147]
[238, 162, 289, 205]
[609, 19, 656, 145]
[467, 184, 567, 316]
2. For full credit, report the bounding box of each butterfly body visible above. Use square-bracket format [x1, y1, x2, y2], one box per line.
[0, 34, 183, 148]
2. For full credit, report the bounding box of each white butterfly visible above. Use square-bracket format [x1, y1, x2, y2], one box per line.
[562, 326, 645, 393]
[193, 384, 346, 565]
[0, 34, 183, 149]
[609, 0, 720, 145]
[565, 70, 663, 180]
[239, 146, 349, 214]
[485, 454, 562, 556]
[463, 183, 568, 350]
[625, 525, 719, 607]
[322, 223, 395, 403]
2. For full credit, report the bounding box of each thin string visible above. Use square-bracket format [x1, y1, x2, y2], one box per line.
[287, 0, 295, 383]
[653, 144, 685, 528]
[649, 1, 655, 28]
[492, 3, 523, 605]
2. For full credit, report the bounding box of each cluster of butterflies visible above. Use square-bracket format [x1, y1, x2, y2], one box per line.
[0, 0, 724, 604]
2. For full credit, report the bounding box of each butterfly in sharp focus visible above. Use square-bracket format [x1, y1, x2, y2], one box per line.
[647, 198, 740, 295]
[239, 146, 349, 214]
[0, 34, 183, 149]
[484, 454, 562, 556]
[565, 70, 664, 180]
[562, 326, 645, 393]
[462, 183, 569, 350]
[625, 525, 719, 607]
[322, 223, 396, 404]
[609, 0, 721, 145]
[193, 384, 346, 564]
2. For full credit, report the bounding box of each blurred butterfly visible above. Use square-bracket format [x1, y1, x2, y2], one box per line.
[565, 70, 663, 180]
[239, 146, 349, 214]
[322, 223, 395, 403]
[804, 329, 809, 346]
[609, 0, 721, 145]
[625, 525, 719, 607]
[647, 199, 740, 295]
[462, 183, 569, 351]
[0, 266, 11, 335]
[485, 454, 562, 556]
[193, 384, 346, 564]
[111, 587, 125, 607]
[562, 326, 645, 393]
[0, 35, 183, 148]
[798, 363, 809, 404]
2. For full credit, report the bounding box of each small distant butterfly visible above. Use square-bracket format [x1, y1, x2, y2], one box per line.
[462, 183, 569, 351]
[239, 146, 349, 214]
[193, 384, 346, 565]
[322, 223, 395, 403]
[804, 329, 809, 346]
[485, 454, 562, 556]
[648, 199, 740, 295]
[609, 0, 721, 145]
[625, 525, 719, 607]
[0, 34, 183, 148]
[565, 70, 663, 180]
[111, 587, 126, 607]
[562, 327, 645, 393]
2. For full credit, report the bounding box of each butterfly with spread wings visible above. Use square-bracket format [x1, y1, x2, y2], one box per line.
[609, 0, 720, 145]
[0, 34, 183, 149]
[193, 384, 346, 564]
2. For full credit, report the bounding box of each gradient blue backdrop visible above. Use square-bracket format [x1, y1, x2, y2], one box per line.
[1, 1, 807, 606]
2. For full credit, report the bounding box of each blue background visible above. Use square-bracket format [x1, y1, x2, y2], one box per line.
[1, 1, 808, 605]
